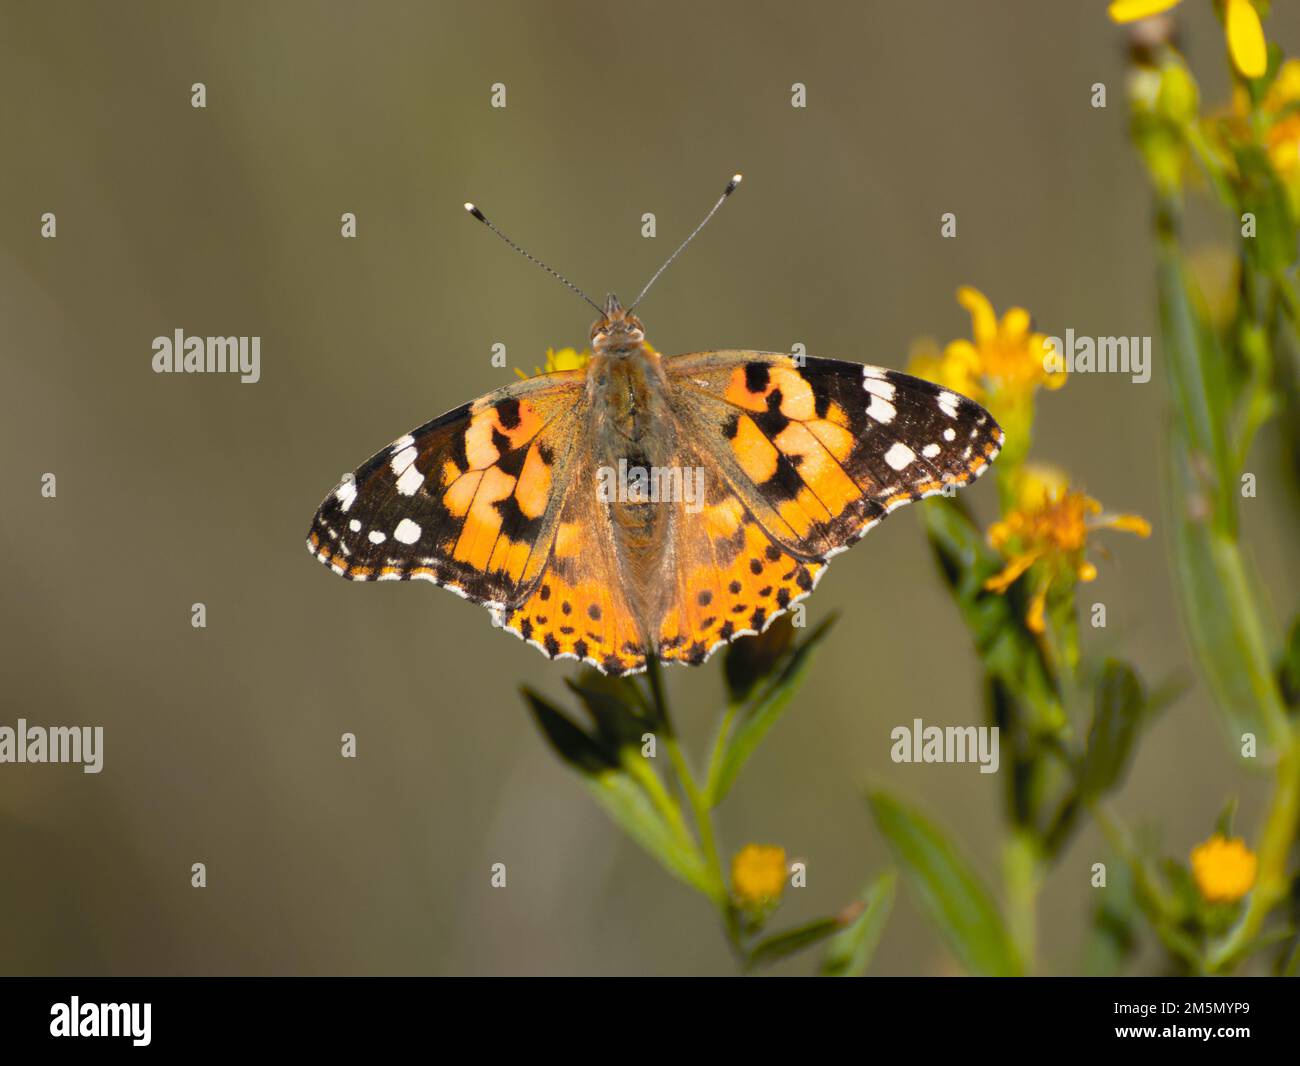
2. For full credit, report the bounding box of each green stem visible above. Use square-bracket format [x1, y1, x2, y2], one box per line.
[665, 733, 725, 895]
[645, 657, 742, 952]
[1090, 804, 1204, 970]
[1003, 830, 1040, 975]
[1181, 122, 1237, 211]
[704, 699, 741, 803]
[1211, 535, 1293, 749]
[1274, 270, 1300, 326]
[620, 752, 698, 858]
[1207, 729, 1300, 973]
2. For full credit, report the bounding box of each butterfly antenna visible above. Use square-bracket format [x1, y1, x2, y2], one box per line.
[464, 202, 603, 314]
[629, 173, 742, 312]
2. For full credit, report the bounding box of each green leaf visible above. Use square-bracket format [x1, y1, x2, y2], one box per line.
[1278, 933, 1300, 977]
[523, 688, 617, 774]
[1083, 859, 1138, 977]
[523, 688, 712, 898]
[867, 790, 1021, 976]
[564, 677, 649, 753]
[723, 613, 798, 704]
[745, 917, 841, 971]
[1080, 660, 1148, 799]
[1214, 796, 1239, 838]
[580, 770, 714, 898]
[708, 614, 838, 806]
[1279, 615, 1300, 708]
[1157, 215, 1235, 525]
[1167, 438, 1287, 751]
[819, 870, 896, 977]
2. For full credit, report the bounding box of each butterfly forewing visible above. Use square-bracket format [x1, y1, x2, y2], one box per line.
[665, 351, 1003, 558]
[307, 370, 586, 606]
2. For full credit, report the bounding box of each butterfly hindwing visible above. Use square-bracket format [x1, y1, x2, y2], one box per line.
[307, 370, 586, 607]
[665, 351, 1004, 558]
[655, 443, 826, 665]
[498, 461, 648, 676]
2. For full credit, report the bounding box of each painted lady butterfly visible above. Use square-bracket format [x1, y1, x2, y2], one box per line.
[308, 177, 1003, 675]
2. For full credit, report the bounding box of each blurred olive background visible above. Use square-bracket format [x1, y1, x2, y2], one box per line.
[2, 1, 1297, 976]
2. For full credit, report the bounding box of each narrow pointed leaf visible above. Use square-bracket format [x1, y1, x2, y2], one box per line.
[1279, 615, 1300, 708]
[724, 613, 797, 703]
[523, 689, 711, 897]
[709, 614, 838, 806]
[1167, 438, 1286, 750]
[1080, 660, 1147, 799]
[581, 771, 714, 898]
[745, 917, 841, 971]
[522, 688, 616, 774]
[868, 790, 1021, 976]
[820, 870, 896, 977]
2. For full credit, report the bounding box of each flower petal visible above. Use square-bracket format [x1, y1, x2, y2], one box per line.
[1002, 307, 1032, 339]
[1026, 580, 1049, 634]
[1226, 0, 1267, 80]
[983, 551, 1041, 594]
[957, 286, 997, 346]
[1102, 513, 1153, 537]
[1107, 0, 1181, 23]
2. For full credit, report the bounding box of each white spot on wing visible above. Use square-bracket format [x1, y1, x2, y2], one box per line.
[922, 443, 941, 459]
[866, 394, 896, 424]
[395, 464, 425, 496]
[368, 530, 387, 544]
[391, 445, 418, 474]
[885, 441, 916, 470]
[938, 391, 960, 418]
[394, 518, 422, 544]
[863, 376, 896, 401]
[334, 475, 357, 512]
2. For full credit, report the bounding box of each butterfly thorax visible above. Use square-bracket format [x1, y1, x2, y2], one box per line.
[587, 298, 681, 632]
[587, 294, 671, 445]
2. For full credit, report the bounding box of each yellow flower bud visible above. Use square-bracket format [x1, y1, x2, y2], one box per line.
[1190, 834, 1257, 903]
[1157, 62, 1200, 125]
[731, 844, 787, 907]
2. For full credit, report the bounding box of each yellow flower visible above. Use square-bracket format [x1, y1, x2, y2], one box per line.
[984, 465, 1151, 634]
[730, 844, 787, 907]
[513, 346, 590, 380]
[1190, 834, 1257, 903]
[909, 287, 1062, 468]
[1261, 60, 1300, 184]
[1109, 0, 1267, 81]
[910, 287, 1063, 407]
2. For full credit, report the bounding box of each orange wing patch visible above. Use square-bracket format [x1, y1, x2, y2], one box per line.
[669, 351, 1004, 562]
[496, 466, 648, 676]
[501, 569, 645, 675]
[723, 364, 815, 419]
[653, 447, 826, 667]
[307, 371, 585, 609]
[658, 513, 824, 665]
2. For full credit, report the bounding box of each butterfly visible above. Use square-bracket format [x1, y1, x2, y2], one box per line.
[307, 176, 1003, 675]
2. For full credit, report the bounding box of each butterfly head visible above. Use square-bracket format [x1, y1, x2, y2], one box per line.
[591, 293, 646, 356]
